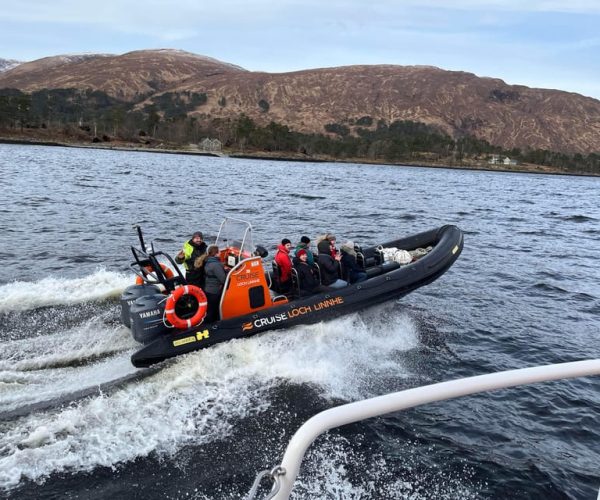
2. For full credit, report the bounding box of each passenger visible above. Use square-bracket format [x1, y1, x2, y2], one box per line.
[293, 249, 331, 295]
[295, 235, 315, 266]
[203, 245, 227, 322]
[316, 240, 347, 289]
[275, 238, 293, 292]
[316, 233, 338, 258]
[175, 231, 207, 288]
[340, 241, 367, 284]
[328, 234, 338, 258]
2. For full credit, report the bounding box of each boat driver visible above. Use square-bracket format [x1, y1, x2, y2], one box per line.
[175, 231, 207, 287]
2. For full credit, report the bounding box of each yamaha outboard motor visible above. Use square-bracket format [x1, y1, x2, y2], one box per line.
[126, 225, 188, 343]
[130, 293, 170, 344]
[120, 284, 161, 327]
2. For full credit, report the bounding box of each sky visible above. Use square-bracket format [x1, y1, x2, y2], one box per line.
[1, 0, 599, 99]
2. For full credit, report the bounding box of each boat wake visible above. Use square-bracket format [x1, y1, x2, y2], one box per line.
[0, 318, 139, 413]
[0, 295, 424, 491]
[0, 270, 140, 415]
[0, 367, 160, 421]
[0, 271, 478, 497]
[0, 269, 132, 313]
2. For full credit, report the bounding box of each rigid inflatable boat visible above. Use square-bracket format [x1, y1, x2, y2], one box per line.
[121, 218, 463, 368]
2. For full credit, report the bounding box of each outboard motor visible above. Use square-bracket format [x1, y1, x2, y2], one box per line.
[120, 284, 161, 327]
[130, 293, 170, 344]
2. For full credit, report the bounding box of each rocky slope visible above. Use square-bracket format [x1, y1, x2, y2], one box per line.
[1, 49, 598, 154]
[0, 58, 22, 72]
[0, 49, 246, 100]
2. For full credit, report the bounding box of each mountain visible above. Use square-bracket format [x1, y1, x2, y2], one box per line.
[166, 65, 600, 155]
[0, 49, 599, 154]
[0, 58, 22, 72]
[0, 49, 246, 100]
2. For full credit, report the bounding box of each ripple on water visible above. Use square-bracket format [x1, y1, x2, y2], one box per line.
[0, 145, 599, 498]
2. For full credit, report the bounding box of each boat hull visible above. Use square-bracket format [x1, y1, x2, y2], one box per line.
[131, 225, 463, 367]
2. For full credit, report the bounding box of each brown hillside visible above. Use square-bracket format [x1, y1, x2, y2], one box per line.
[1, 50, 599, 154]
[171, 65, 600, 154]
[0, 49, 246, 100]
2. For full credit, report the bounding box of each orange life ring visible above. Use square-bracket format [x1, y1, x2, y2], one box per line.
[164, 285, 207, 330]
[135, 264, 175, 285]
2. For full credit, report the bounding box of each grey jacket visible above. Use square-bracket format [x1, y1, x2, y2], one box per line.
[204, 256, 227, 294]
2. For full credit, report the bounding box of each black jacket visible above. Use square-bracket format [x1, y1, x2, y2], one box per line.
[177, 240, 207, 287]
[317, 240, 339, 286]
[293, 258, 321, 294]
[341, 250, 365, 283]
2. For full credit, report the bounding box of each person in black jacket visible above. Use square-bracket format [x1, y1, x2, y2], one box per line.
[316, 240, 347, 289]
[340, 241, 367, 284]
[293, 249, 331, 295]
[203, 245, 227, 322]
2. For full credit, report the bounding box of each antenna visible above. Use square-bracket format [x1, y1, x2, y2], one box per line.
[132, 224, 146, 252]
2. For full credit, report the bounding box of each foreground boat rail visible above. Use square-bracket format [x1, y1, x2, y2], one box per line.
[247, 359, 600, 500]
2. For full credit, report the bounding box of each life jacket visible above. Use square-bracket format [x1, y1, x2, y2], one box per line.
[181, 240, 207, 271]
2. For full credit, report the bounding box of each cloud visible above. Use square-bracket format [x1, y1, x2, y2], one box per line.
[5, 0, 598, 29]
[1, 0, 599, 98]
[393, 0, 600, 14]
[1, 1, 599, 47]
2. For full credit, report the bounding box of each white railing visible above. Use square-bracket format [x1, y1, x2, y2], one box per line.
[251, 359, 600, 500]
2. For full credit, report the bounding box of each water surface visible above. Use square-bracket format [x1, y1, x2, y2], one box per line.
[0, 144, 599, 499]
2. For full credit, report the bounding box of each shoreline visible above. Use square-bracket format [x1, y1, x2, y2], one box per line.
[1, 136, 598, 178]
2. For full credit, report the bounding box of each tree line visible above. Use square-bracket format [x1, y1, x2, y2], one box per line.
[0, 87, 598, 174]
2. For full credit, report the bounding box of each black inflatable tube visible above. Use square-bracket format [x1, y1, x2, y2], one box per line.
[131, 225, 463, 368]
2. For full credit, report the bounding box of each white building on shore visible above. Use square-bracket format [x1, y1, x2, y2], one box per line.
[489, 155, 518, 166]
[199, 138, 222, 152]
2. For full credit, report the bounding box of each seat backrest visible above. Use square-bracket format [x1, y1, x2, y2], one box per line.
[265, 269, 273, 289]
[312, 263, 321, 283]
[356, 251, 366, 269]
[272, 260, 282, 291]
[374, 246, 385, 265]
[290, 267, 301, 298]
[338, 260, 349, 281]
[334, 259, 344, 279]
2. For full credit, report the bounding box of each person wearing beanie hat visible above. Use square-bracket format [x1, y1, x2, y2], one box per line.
[316, 239, 347, 289]
[274, 238, 293, 292]
[295, 235, 314, 266]
[175, 230, 207, 287]
[316, 233, 338, 258]
[340, 240, 356, 256]
[340, 240, 367, 284]
[292, 248, 332, 295]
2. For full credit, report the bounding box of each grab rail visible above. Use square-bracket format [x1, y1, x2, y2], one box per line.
[250, 359, 600, 500]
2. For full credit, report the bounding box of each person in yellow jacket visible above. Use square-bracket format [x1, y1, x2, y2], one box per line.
[175, 231, 207, 287]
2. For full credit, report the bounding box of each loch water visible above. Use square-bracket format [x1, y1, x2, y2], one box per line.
[0, 144, 598, 499]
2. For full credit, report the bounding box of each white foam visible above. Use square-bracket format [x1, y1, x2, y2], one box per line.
[0, 269, 133, 313]
[0, 305, 419, 490]
[0, 311, 138, 412]
[295, 433, 481, 499]
[0, 350, 272, 488]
